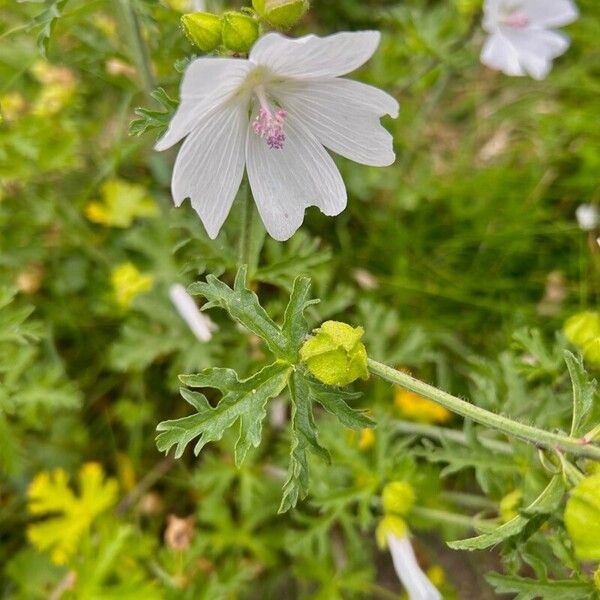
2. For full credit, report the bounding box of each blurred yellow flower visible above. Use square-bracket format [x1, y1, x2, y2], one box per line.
[499, 489, 523, 522]
[358, 427, 376, 450]
[394, 387, 451, 424]
[86, 179, 159, 228]
[111, 263, 154, 308]
[0, 92, 27, 122]
[30, 61, 77, 116]
[27, 463, 118, 565]
[94, 14, 118, 38]
[426, 565, 446, 587]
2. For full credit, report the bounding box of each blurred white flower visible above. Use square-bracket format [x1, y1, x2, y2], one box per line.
[156, 31, 398, 241]
[576, 204, 598, 231]
[387, 534, 442, 600]
[169, 284, 217, 342]
[481, 0, 578, 79]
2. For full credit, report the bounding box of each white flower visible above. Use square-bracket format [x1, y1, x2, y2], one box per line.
[156, 31, 398, 241]
[387, 534, 442, 600]
[576, 204, 598, 231]
[169, 284, 217, 342]
[481, 0, 578, 80]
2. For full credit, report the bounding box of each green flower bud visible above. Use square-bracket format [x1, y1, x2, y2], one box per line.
[564, 473, 600, 561]
[300, 321, 369, 387]
[381, 481, 416, 516]
[564, 311, 600, 349]
[376, 515, 408, 549]
[583, 338, 600, 368]
[221, 12, 259, 54]
[252, 0, 309, 28]
[181, 12, 222, 52]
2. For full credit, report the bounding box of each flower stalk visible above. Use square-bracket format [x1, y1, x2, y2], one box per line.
[238, 182, 256, 282]
[368, 358, 600, 461]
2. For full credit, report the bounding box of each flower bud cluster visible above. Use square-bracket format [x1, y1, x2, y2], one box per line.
[181, 1, 309, 54]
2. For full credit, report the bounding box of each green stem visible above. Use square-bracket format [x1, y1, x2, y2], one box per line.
[369, 359, 600, 461]
[238, 183, 254, 279]
[411, 506, 491, 530]
[115, 0, 155, 96]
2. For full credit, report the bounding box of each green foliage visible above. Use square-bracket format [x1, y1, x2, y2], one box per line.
[2, 0, 600, 597]
[158, 270, 372, 510]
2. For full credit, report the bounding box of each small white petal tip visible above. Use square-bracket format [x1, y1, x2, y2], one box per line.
[169, 284, 217, 342]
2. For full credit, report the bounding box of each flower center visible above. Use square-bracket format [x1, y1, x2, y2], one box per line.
[252, 87, 287, 150]
[504, 11, 530, 28]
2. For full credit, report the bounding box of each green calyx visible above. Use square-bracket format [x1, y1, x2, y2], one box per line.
[300, 321, 369, 387]
[221, 11, 259, 54]
[564, 473, 600, 561]
[564, 311, 600, 367]
[252, 0, 309, 28]
[181, 12, 222, 52]
[381, 481, 416, 516]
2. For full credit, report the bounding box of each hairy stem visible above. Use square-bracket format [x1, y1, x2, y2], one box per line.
[369, 359, 600, 461]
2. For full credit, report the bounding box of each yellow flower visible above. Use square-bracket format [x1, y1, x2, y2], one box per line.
[0, 92, 27, 122]
[111, 263, 154, 308]
[499, 489, 523, 522]
[86, 179, 158, 228]
[358, 428, 376, 450]
[426, 565, 446, 587]
[394, 387, 451, 424]
[30, 61, 77, 116]
[27, 463, 118, 565]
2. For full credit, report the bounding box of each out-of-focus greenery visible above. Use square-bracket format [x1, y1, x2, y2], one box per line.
[1, 0, 599, 598]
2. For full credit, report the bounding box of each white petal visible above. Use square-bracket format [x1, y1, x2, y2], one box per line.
[249, 31, 381, 80]
[481, 32, 525, 76]
[388, 535, 442, 600]
[155, 58, 252, 151]
[169, 284, 217, 342]
[523, 0, 579, 28]
[576, 204, 598, 231]
[246, 114, 346, 241]
[274, 78, 398, 167]
[501, 28, 569, 79]
[171, 102, 248, 238]
[482, 0, 503, 32]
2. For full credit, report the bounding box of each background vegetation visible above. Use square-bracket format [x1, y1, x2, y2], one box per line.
[1, 0, 599, 597]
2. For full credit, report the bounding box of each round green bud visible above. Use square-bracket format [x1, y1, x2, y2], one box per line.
[583, 337, 600, 368]
[376, 515, 408, 549]
[564, 311, 600, 349]
[564, 473, 600, 561]
[252, 0, 309, 28]
[300, 321, 369, 387]
[181, 12, 222, 52]
[381, 481, 416, 516]
[221, 12, 259, 54]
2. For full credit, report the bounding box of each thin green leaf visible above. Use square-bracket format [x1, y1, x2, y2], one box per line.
[565, 351, 597, 437]
[279, 373, 330, 513]
[281, 276, 319, 359]
[25, 0, 68, 56]
[308, 380, 374, 430]
[129, 88, 178, 138]
[448, 476, 565, 551]
[189, 266, 289, 358]
[486, 573, 596, 600]
[156, 362, 291, 461]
